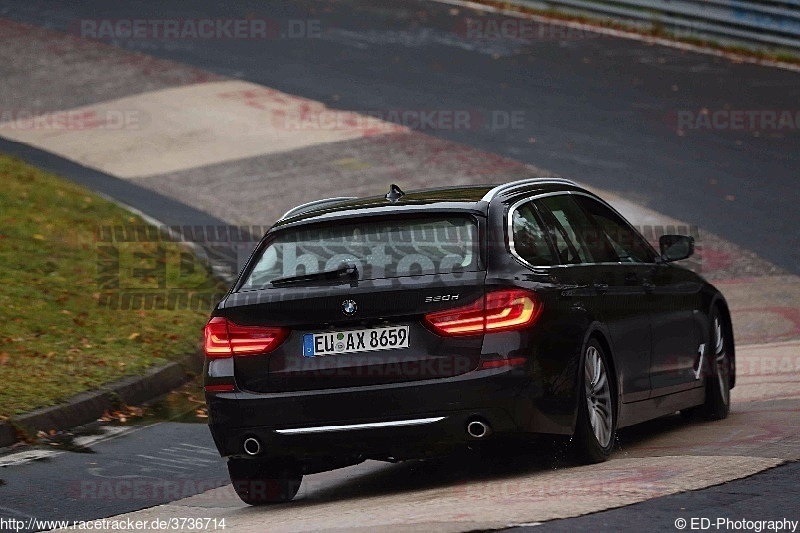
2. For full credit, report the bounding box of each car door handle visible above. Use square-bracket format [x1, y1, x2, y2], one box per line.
[642, 281, 655, 293]
[593, 282, 609, 294]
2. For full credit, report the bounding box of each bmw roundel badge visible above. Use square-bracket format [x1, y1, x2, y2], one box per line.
[341, 299, 358, 316]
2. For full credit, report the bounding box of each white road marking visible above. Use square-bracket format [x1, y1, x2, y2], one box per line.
[0, 426, 132, 468]
[72, 426, 129, 447]
[0, 449, 60, 468]
[135, 455, 192, 469]
[176, 443, 220, 455]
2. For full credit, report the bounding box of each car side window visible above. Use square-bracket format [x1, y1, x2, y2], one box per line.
[576, 196, 656, 263]
[510, 202, 555, 266]
[535, 195, 617, 264]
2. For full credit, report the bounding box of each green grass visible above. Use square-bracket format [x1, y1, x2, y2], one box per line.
[0, 155, 228, 419]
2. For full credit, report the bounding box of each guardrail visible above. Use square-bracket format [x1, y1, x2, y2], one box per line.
[496, 0, 800, 52]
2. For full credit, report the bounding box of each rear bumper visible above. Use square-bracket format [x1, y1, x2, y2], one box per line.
[206, 366, 575, 461]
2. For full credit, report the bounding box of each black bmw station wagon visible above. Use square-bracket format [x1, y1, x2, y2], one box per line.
[203, 178, 734, 504]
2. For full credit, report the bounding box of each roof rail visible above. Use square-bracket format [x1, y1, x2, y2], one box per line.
[279, 197, 358, 221]
[480, 178, 577, 202]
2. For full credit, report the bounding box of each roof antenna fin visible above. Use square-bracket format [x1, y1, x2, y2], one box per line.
[385, 183, 405, 203]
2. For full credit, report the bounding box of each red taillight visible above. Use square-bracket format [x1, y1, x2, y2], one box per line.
[203, 317, 288, 358]
[424, 289, 542, 336]
[204, 317, 232, 358]
[479, 357, 527, 370]
[423, 296, 486, 335]
[227, 322, 289, 355]
[204, 383, 235, 392]
[484, 289, 541, 333]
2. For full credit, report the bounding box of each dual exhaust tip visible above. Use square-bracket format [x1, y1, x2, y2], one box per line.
[243, 437, 262, 456]
[244, 420, 491, 454]
[466, 419, 492, 439]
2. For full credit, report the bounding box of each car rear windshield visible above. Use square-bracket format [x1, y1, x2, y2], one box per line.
[239, 216, 481, 290]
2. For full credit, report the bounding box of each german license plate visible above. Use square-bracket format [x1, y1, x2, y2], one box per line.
[303, 326, 410, 357]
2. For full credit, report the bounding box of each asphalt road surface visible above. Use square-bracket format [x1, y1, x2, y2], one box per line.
[0, 0, 798, 531]
[1, 0, 798, 274]
[0, 423, 228, 532]
[512, 461, 800, 532]
[0, 408, 797, 532]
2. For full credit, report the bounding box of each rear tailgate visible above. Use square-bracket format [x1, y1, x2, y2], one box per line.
[226, 214, 486, 392]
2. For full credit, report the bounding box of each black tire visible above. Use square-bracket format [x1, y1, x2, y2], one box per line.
[227, 458, 303, 505]
[697, 308, 731, 420]
[573, 339, 617, 463]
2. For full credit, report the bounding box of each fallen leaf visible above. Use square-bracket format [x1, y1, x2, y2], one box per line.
[127, 332, 140, 341]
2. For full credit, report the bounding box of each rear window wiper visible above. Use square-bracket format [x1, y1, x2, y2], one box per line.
[269, 263, 358, 286]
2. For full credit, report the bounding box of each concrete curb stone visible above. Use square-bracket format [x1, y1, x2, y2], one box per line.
[0, 353, 203, 448]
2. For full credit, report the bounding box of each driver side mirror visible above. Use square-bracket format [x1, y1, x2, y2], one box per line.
[659, 235, 694, 262]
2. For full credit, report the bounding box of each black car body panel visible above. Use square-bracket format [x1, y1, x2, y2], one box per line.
[229, 272, 487, 392]
[204, 179, 735, 475]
